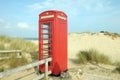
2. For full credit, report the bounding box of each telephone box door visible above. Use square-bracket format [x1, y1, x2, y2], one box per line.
[39, 21, 53, 72]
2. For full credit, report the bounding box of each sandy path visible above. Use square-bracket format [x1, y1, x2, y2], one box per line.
[1, 68, 38, 80]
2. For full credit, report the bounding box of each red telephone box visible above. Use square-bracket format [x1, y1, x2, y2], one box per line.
[38, 10, 67, 75]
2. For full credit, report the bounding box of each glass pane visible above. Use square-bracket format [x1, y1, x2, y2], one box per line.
[42, 23, 50, 28]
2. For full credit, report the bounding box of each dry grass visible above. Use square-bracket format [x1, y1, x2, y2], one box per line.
[115, 64, 120, 73]
[0, 35, 37, 52]
[0, 67, 4, 72]
[76, 49, 111, 64]
[8, 56, 28, 69]
[113, 62, 120, 73]
[0, 35, 38, 70]
[100, 31, 120, 39]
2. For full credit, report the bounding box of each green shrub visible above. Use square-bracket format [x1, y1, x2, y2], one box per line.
[76, 49, 111, 64]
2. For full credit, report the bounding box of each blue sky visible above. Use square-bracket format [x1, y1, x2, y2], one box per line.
[0, 0, 120, 37]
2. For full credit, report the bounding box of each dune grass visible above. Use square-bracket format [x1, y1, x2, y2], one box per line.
[100, 31, 120, 39]
[0, 35, 38, 58]
[0, 35, 38, 70]
[115, 63, 120, 73]
[0, 67, 4, 72]
[76, 49, 111, 64]
[0, 35, 37, 52]
[8, 56, 28, 69]
[113, 62, 120, 73]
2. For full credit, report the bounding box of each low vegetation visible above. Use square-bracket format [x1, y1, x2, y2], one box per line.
[115, 63, 120, 73]
[100, 31, 120, 39]
[113, 62, 120, 73]
[0, 35, 37, 52]
[8, 56, 28, 69]
[0, 67, 4, 72]
[76, 49, 111, 64]
[0, 35, 38, 70]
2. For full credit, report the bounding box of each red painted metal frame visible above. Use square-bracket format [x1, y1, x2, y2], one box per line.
[39, 10, 67, 75]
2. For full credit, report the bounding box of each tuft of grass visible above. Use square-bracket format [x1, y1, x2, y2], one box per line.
[76, 49, 111, 64]
[97, 53, 111, 64]
[0, 67, 4, 72]
[115, 65, 120, 73]
[99, 31, 120, 39]
[76, 51, 87, 64]
[113, 62, 120, 73]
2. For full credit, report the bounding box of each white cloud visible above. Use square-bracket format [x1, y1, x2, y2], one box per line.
[27, 0, 54, 11]
[27, 0, 113, 15]
[27, 3, 43, 11]
[5, 24, 12, 29]
[0, 18, 5, 24]
[17, 22, 29, 28]
[0, 18, 12, 30]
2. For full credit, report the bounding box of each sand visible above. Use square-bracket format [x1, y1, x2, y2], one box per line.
[32, 33, 120, 62]
[1, 32, 120, 80]
[68, 33, 120, 62]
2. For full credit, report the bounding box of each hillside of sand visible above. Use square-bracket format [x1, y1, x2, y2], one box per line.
[68, 32, 120, 62]
[32, 32, 120, 62]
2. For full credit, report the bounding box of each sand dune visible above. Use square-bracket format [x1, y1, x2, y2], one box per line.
[32, 32, 120, 62]
[68, 33, 120, 62]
